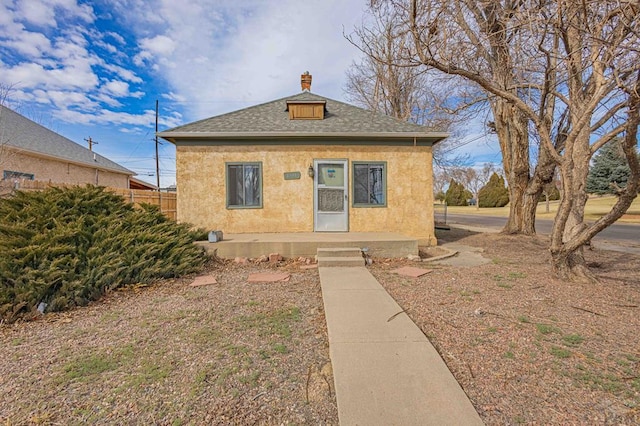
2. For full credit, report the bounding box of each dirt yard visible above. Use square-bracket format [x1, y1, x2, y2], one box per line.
[0, 260, 337, 425]
[1, 228, 639, 425]
[372, 228, 640, 425]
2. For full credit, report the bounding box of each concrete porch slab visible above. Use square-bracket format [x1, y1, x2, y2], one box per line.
[197, 232, 418, 259]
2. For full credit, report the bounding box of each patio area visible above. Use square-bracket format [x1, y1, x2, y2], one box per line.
[196, 232, 419, 259]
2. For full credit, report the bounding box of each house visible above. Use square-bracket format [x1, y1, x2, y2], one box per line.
[129, 177, 158, 191]
[0, 105, 134, 188]
[158, 74, 447, 246]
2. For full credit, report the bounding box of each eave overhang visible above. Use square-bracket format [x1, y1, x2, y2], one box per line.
[158, 131, 449, 146]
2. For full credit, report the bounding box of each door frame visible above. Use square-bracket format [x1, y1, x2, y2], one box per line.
[313, 159, 349, 232]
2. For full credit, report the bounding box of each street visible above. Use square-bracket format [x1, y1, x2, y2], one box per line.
[441, 213, 640, 254]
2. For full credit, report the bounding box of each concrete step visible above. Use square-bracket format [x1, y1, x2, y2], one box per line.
[317, 256, 365, 268]
[317, 247, 362, 258]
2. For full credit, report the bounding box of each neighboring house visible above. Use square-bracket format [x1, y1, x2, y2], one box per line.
[0, 105, 134, 188]
[130, 177, 158, 191]
[158, 74, 447, 245]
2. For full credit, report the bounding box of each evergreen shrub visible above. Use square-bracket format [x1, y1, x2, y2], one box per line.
[445, 179, 472, 206]
[478, 173, 510, 207]
[0, 186, 207, 322]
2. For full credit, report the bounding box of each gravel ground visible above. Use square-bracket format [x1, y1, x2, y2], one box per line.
[2, 228, 639, 425]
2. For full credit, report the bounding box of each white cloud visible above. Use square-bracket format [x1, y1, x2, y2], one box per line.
[118, 0, 365, 120]
[101, 63, 143, 83]
[16, 0, 58, 27]
[139, 35, 177, 56]
[162, 91, 186, 102]
[1, 61, 97, 91]
[106, 31, 126, 45]
[52, 107, 182, 128]
[4, 30, 52, 57]
[15, 0, 95, 27]
[94, 39, 118, 54]
[102, 80, 130, 97]
[133, 50, 152, 67]
[47, 89, 98, 109]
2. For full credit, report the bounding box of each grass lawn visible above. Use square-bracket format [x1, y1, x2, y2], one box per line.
[438, 195, 640, 223]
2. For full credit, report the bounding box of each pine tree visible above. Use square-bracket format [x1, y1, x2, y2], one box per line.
[445, 179, 472, 206]
[478, 173, 509, 207]
[586, 139, 634, 195]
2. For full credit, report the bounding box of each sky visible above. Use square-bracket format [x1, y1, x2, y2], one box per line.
[0, 0, 500, 187]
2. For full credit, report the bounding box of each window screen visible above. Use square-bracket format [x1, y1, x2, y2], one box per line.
[226, 163, 262, 208]
[353, 162, 386, 206]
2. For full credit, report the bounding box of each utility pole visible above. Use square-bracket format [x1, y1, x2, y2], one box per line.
[155, 100, 160, 190]
[85, 136, 98, 151]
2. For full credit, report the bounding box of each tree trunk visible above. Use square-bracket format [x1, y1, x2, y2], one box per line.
[550, 247, 594, 282]
[549, 124, 593, 281]
[492, 100, 533, 234]
[545, 193, 550, 213]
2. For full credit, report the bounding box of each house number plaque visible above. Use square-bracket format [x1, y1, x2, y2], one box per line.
[284, 171, 301, 180]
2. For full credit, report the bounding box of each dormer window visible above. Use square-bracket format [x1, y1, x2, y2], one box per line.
[286, 100, 326, 120]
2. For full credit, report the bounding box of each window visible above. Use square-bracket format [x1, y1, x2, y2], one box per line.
[226, 162, 262, 208]
[353, 162, 386, 207]
[3, 170, 34, 180]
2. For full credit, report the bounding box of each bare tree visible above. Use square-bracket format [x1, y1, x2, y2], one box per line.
[345, 9, 479, 166]
[353, 0, 548, 234]
[356, 0, 640, 280]
[432, 169, 449, 201]
[359, 0, 640, 279]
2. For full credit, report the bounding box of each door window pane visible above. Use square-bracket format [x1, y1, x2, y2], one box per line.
[318, 163, 344, 187]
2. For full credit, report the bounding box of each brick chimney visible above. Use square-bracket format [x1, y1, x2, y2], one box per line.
[301, 71, 312, 91]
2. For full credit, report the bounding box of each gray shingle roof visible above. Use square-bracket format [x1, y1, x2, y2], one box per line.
[0, 105, 133, 175]
[158, 92, 448, 142]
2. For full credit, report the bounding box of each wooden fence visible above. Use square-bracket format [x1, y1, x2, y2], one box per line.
[0, 179, 177, 221]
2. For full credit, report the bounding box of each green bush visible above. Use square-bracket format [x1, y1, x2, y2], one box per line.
[478, 173, 509, 207]
[0, 186, 207, 321]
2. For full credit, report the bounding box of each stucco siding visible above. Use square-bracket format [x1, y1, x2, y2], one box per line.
[2, 150, 130, 188]
[176, 144, 437, 245]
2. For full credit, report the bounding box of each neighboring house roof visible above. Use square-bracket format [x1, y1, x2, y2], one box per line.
[0, 105, 134, 176]
[158, 92, 448, 144]
[129, 177, 157, 190]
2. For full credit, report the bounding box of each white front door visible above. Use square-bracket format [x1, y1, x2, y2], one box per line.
[314, 159, 348, 232]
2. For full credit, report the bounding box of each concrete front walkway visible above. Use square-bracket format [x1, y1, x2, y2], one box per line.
[319, 266, 483, 425]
